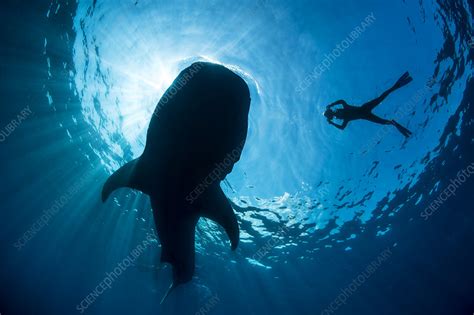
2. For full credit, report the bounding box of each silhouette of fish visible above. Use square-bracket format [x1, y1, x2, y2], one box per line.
[101, 62, 251, 302]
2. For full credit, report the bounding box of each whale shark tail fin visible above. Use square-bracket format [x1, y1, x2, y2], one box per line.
[160, 281, 178, 304]
[102, 158, 140, 202]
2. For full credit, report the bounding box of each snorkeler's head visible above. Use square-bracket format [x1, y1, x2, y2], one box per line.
[323, 109, 334, 119]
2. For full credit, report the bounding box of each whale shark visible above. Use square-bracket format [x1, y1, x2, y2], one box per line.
[101, 62, 251, 302]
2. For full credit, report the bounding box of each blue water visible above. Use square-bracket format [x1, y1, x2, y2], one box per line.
[1, 0, 473, 314]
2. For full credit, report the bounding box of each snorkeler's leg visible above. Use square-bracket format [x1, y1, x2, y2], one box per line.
[365, 113, 393, 125]
[361, 89, 397, 112]
[361, 72, 413, 112]
[366, 113, 412, 137]
[391, 120, 412, 137]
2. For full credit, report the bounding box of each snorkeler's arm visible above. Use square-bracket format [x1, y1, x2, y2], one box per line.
[327, 100, 348, 109]
[327, 119, 348, 130]
[340, 120, 348, 129]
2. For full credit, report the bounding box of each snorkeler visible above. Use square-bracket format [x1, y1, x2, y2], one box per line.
[324, 71, 413, 137]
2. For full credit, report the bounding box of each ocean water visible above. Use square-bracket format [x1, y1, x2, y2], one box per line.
[1, 0, 473, 314]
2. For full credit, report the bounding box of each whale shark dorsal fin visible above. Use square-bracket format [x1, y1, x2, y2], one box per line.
[102, 158, 139, 202]
[197, 184, 239, 250]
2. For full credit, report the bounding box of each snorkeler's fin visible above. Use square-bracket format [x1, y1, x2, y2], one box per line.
[393, 72, 413, 89]
[392, 120, 412, 138]
[160, 281, 178, 304]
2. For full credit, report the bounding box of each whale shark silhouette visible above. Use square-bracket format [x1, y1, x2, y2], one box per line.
[102, 62, 251, 302]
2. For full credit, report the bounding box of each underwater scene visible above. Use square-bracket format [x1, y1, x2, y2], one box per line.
[1, 0, 473, 314]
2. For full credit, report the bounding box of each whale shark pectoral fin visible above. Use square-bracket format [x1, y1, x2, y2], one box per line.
[197, 184, 239, 250]
[102, 158, 139, 202]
